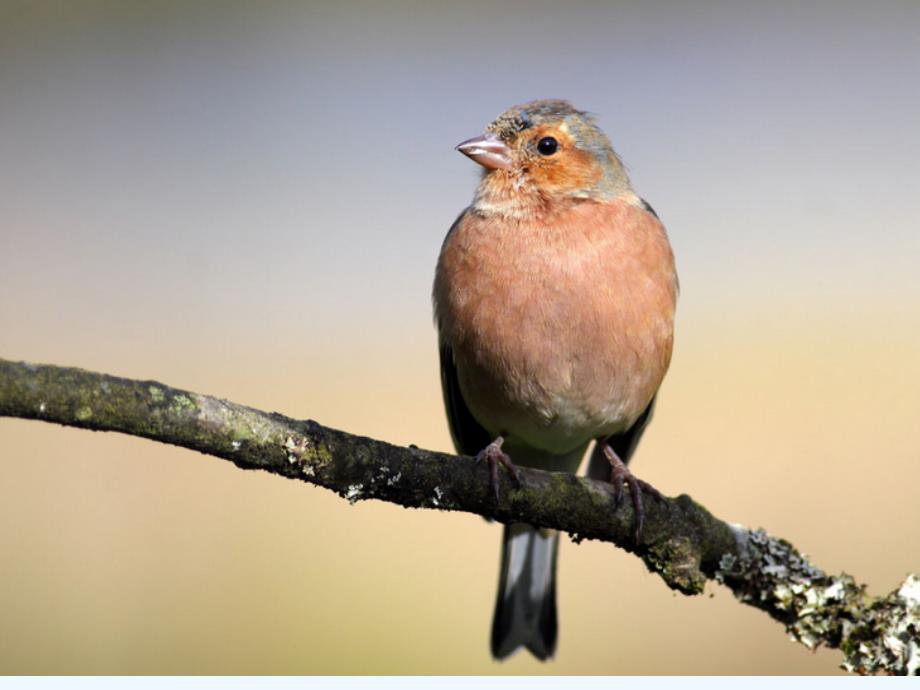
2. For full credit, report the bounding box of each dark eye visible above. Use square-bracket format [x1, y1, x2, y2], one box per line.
[537, 136, 559, 156]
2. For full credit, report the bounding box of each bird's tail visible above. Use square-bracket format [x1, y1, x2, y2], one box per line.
[490, 522, 559, 661]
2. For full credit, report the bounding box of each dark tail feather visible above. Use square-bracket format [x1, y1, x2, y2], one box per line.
[490, 523, 559, 661]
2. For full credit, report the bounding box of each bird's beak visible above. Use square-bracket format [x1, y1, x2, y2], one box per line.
[455, 133, 513, 171]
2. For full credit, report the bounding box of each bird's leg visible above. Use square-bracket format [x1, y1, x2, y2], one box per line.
[475, 436, 521, 502]
[601, 441, 662, 542]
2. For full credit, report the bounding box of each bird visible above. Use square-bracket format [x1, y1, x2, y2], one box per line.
[432, 99, 678, 661]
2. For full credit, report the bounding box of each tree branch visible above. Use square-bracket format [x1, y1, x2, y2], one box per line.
[0, 357, 917, 674]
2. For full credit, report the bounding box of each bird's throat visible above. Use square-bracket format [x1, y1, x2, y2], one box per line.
[472, 171, 549, 221]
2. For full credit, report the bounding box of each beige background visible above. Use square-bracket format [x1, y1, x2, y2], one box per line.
[1, 0, 919, 674]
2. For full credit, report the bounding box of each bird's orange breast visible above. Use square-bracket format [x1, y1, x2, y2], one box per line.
[433, 196, 677, 454]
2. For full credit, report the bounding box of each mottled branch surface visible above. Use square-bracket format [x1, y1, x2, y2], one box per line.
[1, 357, 917, 674]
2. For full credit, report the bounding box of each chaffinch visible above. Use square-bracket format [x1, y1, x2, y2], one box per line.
[433, 100, 677, 660]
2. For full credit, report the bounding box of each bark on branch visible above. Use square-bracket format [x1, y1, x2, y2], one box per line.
[0, 357, 917, 674]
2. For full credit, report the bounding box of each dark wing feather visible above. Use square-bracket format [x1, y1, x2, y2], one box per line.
[640, 197, 659, 219]
[586, 396, 656, 480]
[609, 395, 656, 463]
[439, 344, 491, 456]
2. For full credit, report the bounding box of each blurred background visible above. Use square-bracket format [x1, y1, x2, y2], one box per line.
[1, 0, 919, 675]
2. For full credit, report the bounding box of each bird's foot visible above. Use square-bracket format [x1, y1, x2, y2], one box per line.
[601, 442, 662, 542]
[476, 436, 521, 502]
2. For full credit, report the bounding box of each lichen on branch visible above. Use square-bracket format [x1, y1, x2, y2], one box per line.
[0, 357, 916, 674]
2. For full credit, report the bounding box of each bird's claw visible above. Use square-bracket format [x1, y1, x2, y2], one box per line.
[476, 436, 520, 502]
[602, 443, 662, 543]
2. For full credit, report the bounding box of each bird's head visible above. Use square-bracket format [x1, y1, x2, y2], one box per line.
[457, 99, 632, 217]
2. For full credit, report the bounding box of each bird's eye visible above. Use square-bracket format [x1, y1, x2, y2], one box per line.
[537, 136, 559, 156]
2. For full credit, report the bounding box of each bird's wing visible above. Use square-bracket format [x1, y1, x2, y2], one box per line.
[640, 197, 659, 219]
[586, 396, 656, 480]
[439, 343, 492, 456]
[609, 395, 656, 463]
